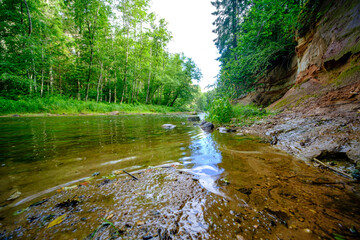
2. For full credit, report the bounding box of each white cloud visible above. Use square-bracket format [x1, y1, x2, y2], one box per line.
[150, 0, 220, 91]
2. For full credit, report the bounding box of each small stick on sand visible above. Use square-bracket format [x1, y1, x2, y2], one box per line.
[313, 158, 353, 179]
[123, 170, 139, 180]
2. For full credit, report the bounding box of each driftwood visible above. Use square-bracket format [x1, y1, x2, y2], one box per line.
[123, 170, 139, 180]
[313, 158, 353, 179]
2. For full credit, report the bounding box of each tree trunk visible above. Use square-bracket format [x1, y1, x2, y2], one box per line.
[85, 45, 93, 101]
[49, 65, 54, 95]
[108, 79, 112, 103]
[120, 28, 130, 104]
[77, 79, 81, 100]
[41, 68, 44, 97]
[146, 46, 152, 104]
[148, 85, 159, 104]
[96, 61, 103, 102]
[100, 77, 104, 102]
[59, 74, 62, 95]
[170, 92, 179, 107]
[159, 85, 163, 105]
[114, 71, 117, 103]
[40, 46, 44, 97]
[23, 0, 32, 36]
[31, 49, 37, 93]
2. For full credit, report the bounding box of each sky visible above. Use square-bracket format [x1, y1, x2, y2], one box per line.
[150, 0, 220, 91]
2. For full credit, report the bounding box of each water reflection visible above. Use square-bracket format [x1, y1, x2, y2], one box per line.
[180, 129, 224, 196]
[0, 115, 195, 204]
[0, 115, 227, 206]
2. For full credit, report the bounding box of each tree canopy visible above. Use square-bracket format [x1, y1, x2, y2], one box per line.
[212, 0, 302, 99]
[0, 0, 201, 108]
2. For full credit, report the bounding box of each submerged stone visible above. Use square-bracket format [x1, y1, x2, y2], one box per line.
[187, 116, 200, 121]
[200, 122, 214, 132]
[162, 124, 176, 129]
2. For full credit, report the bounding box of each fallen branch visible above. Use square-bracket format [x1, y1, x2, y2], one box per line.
[313, 158, 353, 179]
[123, 170, 138, 180]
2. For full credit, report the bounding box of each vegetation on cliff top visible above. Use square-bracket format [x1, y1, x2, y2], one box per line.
[212, 0, 302, 99]
[206, 0, 325, 123]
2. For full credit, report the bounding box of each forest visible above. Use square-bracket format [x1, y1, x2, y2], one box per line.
[206, 0, 320, 123]
[0, 0, 202, 114]
[211, 0, 305, 97]
[0, 0, 336, 116]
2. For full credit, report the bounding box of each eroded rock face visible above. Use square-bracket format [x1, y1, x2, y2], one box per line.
[236, 55, 298, 107]
[295, 1, 360, 85]
[240, 0, 360, 167]
[238, 0, 360, 111]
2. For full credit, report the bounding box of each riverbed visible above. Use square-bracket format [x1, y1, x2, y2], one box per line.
[0, 115, 359, 239]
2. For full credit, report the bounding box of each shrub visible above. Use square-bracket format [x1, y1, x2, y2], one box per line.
[206, 98, 234, 124]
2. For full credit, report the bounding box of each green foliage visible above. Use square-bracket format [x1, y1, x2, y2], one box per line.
[212, 0, 301, 98]
[206, 100, 273, 125]
[0, 96, 187, 115]
[206, 98, 234, 124]
[0, 0, 201, 109]
[297, 0, 323, 37]
[232, 104, 272, 126]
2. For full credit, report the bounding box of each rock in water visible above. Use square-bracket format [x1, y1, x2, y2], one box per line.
[187, 116, 200, 121]
[218, 127, 230, 133]
[7, 191, 21, 201]
[200, 122, 214, 132]
[352, 169, 360, 180]
[162, 124, 176, 129]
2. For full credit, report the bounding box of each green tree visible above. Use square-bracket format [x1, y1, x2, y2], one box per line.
[212, 0, 301, 98]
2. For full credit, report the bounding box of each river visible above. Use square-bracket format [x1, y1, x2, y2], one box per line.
[0, 115, 359, 239]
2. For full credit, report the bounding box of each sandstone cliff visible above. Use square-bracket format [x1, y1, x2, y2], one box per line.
[240, 0, 360, 170]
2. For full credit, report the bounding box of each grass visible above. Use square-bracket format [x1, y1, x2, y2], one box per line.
[206, 101, 275, 126]
[0, 96, 189, 116]
[232, 104, 275, 126]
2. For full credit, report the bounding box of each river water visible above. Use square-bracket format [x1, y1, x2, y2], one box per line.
[0, 115, 359, 239]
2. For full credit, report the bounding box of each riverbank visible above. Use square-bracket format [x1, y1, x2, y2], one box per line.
[2, 163, 360, 239]
[1, 114, 360, 239]
[0, 96, 191, 117]
[1, 111, 198, 118]
[230, 103, 360, 179]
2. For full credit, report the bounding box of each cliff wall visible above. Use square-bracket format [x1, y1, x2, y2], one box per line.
[238, 0, 360, 110]
[239, 0, 360, 169]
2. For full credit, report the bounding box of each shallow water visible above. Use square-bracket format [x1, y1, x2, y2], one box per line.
[0, 115, 359, 239]
[0, 115, 198, 204]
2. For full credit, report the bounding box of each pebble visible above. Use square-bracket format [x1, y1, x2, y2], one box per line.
[136, 221, 145, 226]
[7, 191, 21, 201]
[236, 234, 245, 240]
[113, 170, 123, 175]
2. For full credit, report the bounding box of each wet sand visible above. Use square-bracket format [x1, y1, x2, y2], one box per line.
[1, 163, 359, 239]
